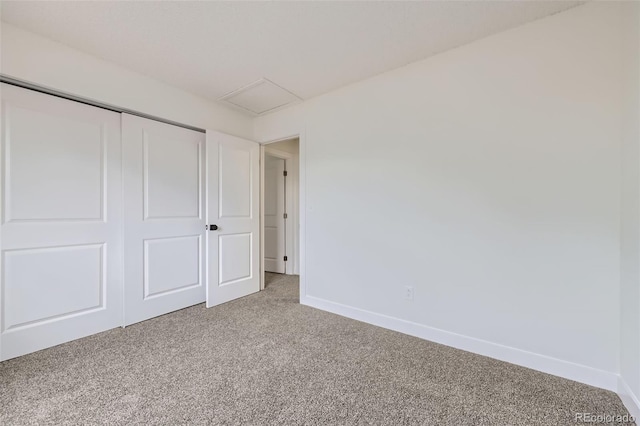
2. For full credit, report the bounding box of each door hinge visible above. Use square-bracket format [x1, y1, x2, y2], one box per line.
[283, 213, 288, 219]
[283, 170, 288, 177]
[284, 256, 288, 262]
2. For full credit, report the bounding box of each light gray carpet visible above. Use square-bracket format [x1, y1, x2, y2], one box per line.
[0, 273, 634, 425]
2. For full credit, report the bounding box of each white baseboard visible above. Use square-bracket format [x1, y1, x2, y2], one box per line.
[301, 295, 618, 392]
[618, 377, 640, 420]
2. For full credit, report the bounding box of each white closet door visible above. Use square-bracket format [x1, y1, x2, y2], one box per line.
[122, 114, 205, 326]
[0, 84, 123, 361]
[206, 130, 260, 307]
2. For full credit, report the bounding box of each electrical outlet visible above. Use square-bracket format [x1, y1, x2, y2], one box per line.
[403, 286, 414, 301]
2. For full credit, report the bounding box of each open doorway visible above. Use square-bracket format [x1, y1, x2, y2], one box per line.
[261, 137, 300, 290]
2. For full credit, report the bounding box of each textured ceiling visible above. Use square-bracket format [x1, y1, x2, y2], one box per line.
[1, 1, 583, 116]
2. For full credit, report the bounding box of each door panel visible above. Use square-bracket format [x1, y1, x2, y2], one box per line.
[219, 146, 252, 218]
[123, 114, 205, 325]
[264, 155, 286, 273]
[144, 235, 201, 298]
[4, 244, 104, 329]
[206, 131, 259, 307]
[145, 133, 201, 219]
[0, 84, 122, 360]
[219, 233, 252, 285]
[6, 106, 104, 221]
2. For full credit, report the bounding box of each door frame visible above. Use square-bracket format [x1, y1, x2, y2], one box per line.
[259, 133, 305, 299]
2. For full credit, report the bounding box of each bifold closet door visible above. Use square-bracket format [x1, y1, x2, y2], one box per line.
[122, 114, 206, 326]
[206, 130, 260, 307]
[0, 84, 123, 361]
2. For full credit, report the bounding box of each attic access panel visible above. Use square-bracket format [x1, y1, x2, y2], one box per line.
[219, 79, 301, 115]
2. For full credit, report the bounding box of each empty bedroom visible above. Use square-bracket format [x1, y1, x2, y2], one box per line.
[0, 1, 639, 425]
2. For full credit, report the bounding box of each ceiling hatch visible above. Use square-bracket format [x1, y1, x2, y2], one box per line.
[219, 79, 302, 115]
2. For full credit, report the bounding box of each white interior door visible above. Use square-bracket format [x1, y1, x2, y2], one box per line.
[264, 155, 286, 273]
[122, 114, 205, 326]
[0, 84, 123, 360]
[206, 130, 259, 307]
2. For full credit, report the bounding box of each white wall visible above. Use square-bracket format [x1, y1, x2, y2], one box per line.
[620, 0, 640, 418]
[255, 2, 626, 391]
[0, 23, 252, 139]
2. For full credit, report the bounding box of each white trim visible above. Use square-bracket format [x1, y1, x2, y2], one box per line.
[288, 153, 300, 275]
[259, 145, 265, 290]
[298, 130, 306, 299]
[301, 295, 619, 392]
[618, 377, 640, 420]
